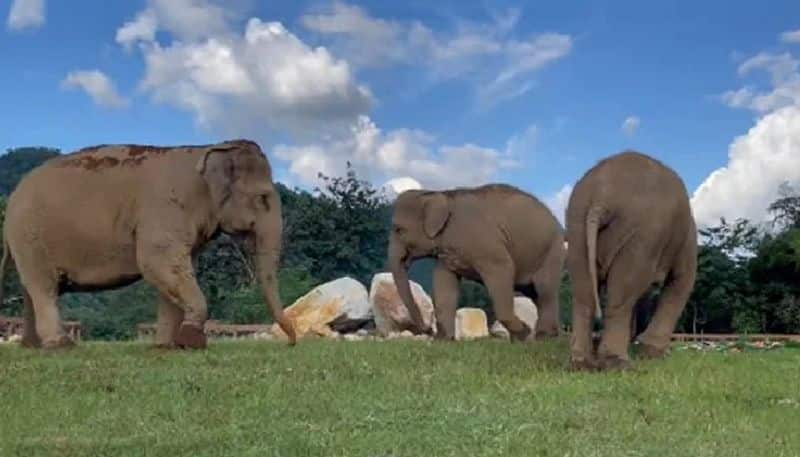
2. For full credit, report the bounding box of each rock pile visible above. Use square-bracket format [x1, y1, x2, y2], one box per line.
[256, 273, 542, 343]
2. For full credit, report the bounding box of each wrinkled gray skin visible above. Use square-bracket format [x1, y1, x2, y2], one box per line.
[566, 151, 697, 371]
[0, 139, 295, 349]
[388, 184, 565, 341]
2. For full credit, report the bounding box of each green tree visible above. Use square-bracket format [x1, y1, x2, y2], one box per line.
[280, 163, 391, 286]
[0, 195, 24, 316]
[0, 147, 60, 195]
[680, 217, 762, 334]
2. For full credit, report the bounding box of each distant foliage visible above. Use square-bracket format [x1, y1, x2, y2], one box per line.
[0, 147, 60, 195]
[4, 146, 800, 338]
[0, 195, 24, 315]
[280, 162, 392, 286]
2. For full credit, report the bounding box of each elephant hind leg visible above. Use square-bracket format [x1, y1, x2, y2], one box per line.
[13, 256, 71, 349]
[531, 236, 565, 339]
[28, 288, 72, 349]
[483, 262, 531, 342]
[597, 245, 655, 370]
[636, 252, 697, 359]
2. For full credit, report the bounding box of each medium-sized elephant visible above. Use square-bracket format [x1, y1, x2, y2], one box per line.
[0, 139, 295, 349]
[388, 184, 565, 341]
[566, 150, 697, 370]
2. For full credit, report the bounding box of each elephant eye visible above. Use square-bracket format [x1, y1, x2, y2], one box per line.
[393, 225, 405, 234]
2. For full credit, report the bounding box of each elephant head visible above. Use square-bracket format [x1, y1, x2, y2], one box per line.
[388, 190, 450, 333]
[196, 140, 296, 344]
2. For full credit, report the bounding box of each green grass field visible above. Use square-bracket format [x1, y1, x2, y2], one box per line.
[1, 338, 799, 457]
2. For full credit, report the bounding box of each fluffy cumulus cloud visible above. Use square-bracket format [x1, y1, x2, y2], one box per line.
[116, 0, 372, 136]
[6, 0, 44, 31]
[301, 2, 572, 105]
[273, 115, 517, 191]
[694, 43, 800, 227]
[105, 1, 555, 191]
[692, 105, 800, 227]
[543, 184, 573, 225]
[60, 70, 129, 109]
[621, 116, 640, 136]
[781, 29, 800, 44]
[382, 177, 422, 197]
[721, 52, 800, 113]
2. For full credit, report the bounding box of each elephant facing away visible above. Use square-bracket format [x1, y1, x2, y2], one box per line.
[566, 150, 697, 371]
[0, 139, 295, 349]
[388, 184, 565, 341]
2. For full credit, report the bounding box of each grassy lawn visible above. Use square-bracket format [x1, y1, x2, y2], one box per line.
[0, 338, 799, 457]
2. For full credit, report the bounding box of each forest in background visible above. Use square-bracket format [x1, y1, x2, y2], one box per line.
[1, 147, 799, 339]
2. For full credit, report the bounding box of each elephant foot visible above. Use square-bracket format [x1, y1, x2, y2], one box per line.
[174, 322, 207, 350]
[633, 341, 669, 360]
[509, 324, 533, 343]
[534, 327, 560, 340]
[569, 356, 599, 372]
[19, 334, 42, 349]
[153, 341, 178, 350]
[40, 335, 75, 350]
[597, 354, 632, 372]
[433, 331, 454, 341]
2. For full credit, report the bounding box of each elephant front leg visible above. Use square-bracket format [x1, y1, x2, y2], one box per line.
[139, 245, 208, 350]
[481, 262, 530, 342]
[20, 290, 42, 348]
[432, 262, 459, 340]
[155, 294, 185, 348]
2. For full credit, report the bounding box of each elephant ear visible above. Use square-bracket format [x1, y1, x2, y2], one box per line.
[422, 193, 450, 238]
[196, 142, 240, 207]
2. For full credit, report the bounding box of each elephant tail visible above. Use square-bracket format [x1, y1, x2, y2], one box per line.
[585, 205, 604, 321]
[0, 237, 9, 311]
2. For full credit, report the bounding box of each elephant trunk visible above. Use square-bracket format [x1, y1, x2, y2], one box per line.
[254, 229, 296, 345]
[388, 239, 427, 333]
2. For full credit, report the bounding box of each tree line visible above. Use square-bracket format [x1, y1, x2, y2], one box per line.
[1, 147, 799, 339]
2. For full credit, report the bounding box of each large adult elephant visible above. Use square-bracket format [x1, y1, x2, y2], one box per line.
[388, 184, 565, 341]
[566, 150, 697, 371]
[0, 139, 295, 349]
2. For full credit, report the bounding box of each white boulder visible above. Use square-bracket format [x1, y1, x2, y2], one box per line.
[369, 273, 436, 336]
[271, 277, 370, 340]
[455, 308, 490, 340]
[490, 296, 540, 338]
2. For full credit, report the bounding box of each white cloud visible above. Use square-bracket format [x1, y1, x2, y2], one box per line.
[780, 29, 800, 44]
[478, 34, 572, 106]
[692, 105, 800, 227]
[60, 70, 129, 109]
[621, 116, 640, 136]
[697, 45, 800, 228]
[273, 115, 516, 190]
[301, 2, 572, 105]
[110, 1, 535, 190]
[6, 0, 44, 31]
[116, 9, 158, 50]
[116, 2, 372, 137]
[721, 52, 800, 113]
[382, 177, 422, 198]
[544, 184, 572, 225]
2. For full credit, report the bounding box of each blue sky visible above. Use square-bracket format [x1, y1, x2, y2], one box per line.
[3, 0, 800, 228]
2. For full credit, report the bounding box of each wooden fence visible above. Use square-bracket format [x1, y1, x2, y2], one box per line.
[0, 317, 82, 341]
[136, 322, 270, 340]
